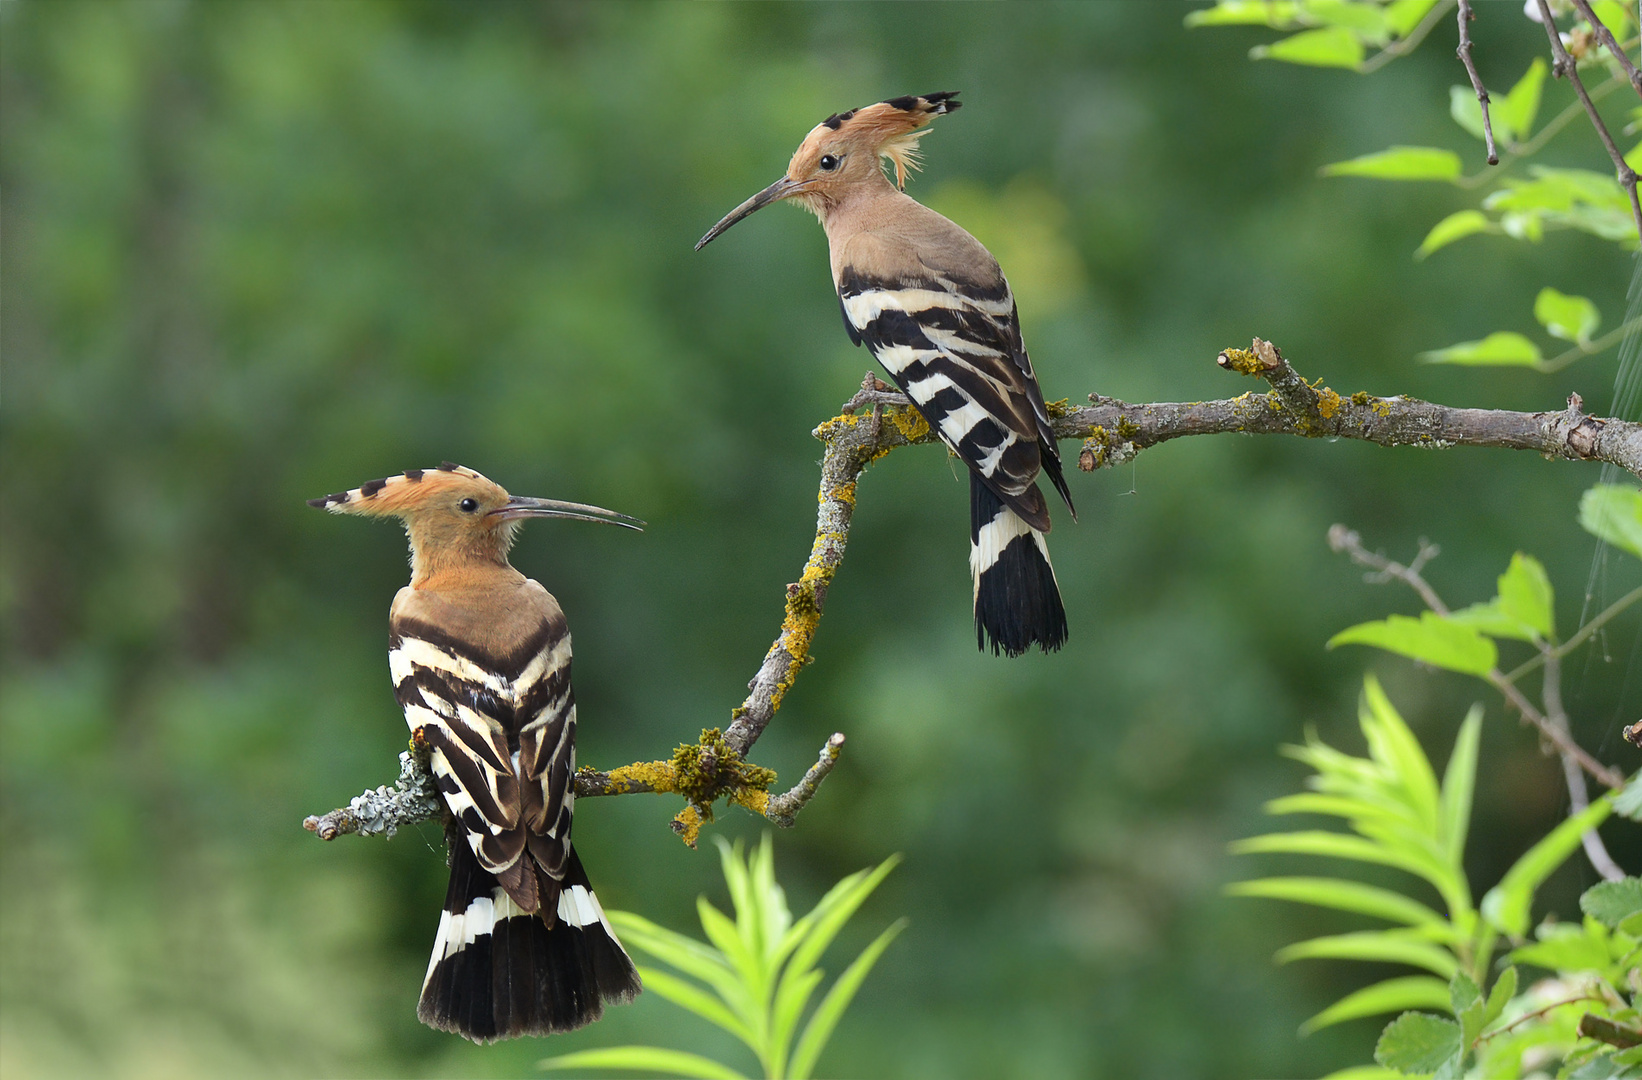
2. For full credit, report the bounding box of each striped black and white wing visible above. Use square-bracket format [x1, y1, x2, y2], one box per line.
[388, 613, 576, 907]
[837, 268, 1073, 525]
[390, 622, 527, 879]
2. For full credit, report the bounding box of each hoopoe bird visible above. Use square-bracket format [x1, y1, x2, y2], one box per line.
[696, 91, 1075, 656]
[309, 463, 643, 1041]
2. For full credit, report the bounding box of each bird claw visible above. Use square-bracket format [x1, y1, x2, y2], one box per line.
[839, 372, 910, 415]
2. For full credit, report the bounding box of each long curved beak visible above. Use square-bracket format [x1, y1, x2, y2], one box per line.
[489, 496, 645, 531]
[695, 176, 806, 251]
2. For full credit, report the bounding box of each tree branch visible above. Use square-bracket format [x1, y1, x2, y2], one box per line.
[1567, 0, 1642, 98]
[308, 337, 1642, 846]
[1534, 0, 1642, 244]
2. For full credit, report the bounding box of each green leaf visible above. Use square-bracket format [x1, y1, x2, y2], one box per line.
[783, 854, 901, 999]
[767, 967, 823, 1078]
[1417, 331, 1543, 367]
[1227, 877, 1448, 927]
[1384, 0, 1439, 38]
[1252, 26, 1365, 68]
[539, 1046, 751, 1080]
[1451, 85, 1495, 143]
[1322, 146, 1463, 182]
[1446, 600, 1538, 642]
[1497, 59, 1547, 142]
[1231, 831, 1453, 892]
[1535, 287, 1602, 344]
[789, 919, 906, 1080]
[1510, 920, 1614, 973]
[1184, 1, 1303, 28]
[609, 912, 747, 1004]
[1277, 931, 1460, 979]
[1496, 552, 1555, 639]
[1483, 966, 1517, 1029]
[1416, 210, 1496, 258]
[1328, 612, 1498, 675]
[1321, 1069, 1406, 1080]
[1481, 796, 1615, 936]
[1581, 878, 1642, 929]
[1580, 485, 1642, 560]
[1615, 773, 1642, 821]
[1374, 1011, 1464, 1072]
[1302, 1, 1389, 39]
[1361, 676, 1442, 831]
[633, 967, 758, 1048]
[1451, 971, 1485, 1045]
[1438, 705, 1482, 864]
[1302, 975, 1453, 1034]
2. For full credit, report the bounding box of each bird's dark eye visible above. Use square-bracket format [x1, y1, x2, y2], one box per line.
[459, 498, 478, 513]
[819, 154, 839, 171]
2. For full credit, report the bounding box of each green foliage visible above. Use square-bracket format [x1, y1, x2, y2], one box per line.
[1330, 550, 1563, 677]
[1320, 147, 1463, 182]
[1535, 288, 1601, 346]
[1580, 486, 1642, 561]
[1187, 0, 1444, 66]
[1231, 678, 1636, 1076]
[1416, 331, 1543, 367]
[541, 837, 903, 1080]
[1197, 0, 1640, 378]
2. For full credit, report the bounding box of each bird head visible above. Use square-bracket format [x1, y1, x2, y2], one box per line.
[309, 462, 643, 585]
[695, 92, 961, 250]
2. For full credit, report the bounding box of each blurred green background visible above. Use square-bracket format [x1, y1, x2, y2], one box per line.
[3, 2, 1638, 1077]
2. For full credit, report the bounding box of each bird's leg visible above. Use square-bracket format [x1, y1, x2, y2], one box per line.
[840, 370, 908, 414]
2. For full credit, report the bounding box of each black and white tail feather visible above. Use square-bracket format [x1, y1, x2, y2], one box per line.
[970, 475, 1067, 655]
[420, 829, 639, 1041]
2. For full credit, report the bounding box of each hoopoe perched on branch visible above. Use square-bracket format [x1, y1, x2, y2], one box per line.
[309, 463, 643, 1041]
[696, 92, 1076, 657]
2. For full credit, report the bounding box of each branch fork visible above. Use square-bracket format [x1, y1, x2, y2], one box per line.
[308, 335, 1642, 849]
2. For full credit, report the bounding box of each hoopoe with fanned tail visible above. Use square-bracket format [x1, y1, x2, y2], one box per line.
[696, 92, 1075, 656]
[309, 463, 643, 1042]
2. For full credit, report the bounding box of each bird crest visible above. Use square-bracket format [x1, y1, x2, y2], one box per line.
[800, 92, 961, 190]
[307, 462, 502, 518]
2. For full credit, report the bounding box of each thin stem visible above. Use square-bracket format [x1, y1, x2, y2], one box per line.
[1478, 991, 1605, 1042]
[1539, 315, 1642, 373]
[1457, 1, 1500, 165]
[1456, 72, 1623, 190]
[1361, 0, 1457, 74]
[1544, 650, 1627, 879]
[1504, 583, 1642, 683]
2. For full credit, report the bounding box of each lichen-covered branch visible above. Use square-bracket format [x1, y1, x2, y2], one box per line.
[303, 745, 439, 840]
[309, 337, 1642, 847]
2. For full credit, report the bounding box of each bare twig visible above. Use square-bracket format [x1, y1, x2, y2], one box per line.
[1579, 1012, 1642, 1048]
[1544, 650, 1627, 879]
[1457, 0, 1500, 165]
[1503, 584, 1642, 682]
[1534, 0, 1642, 244]
[1478, 990, 1606, 1042]
[1568, 0, 1642, 97]
[1328, 525, 1627, 791]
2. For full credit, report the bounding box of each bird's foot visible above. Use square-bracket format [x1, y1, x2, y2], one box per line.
[840, 371, 909, 415]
